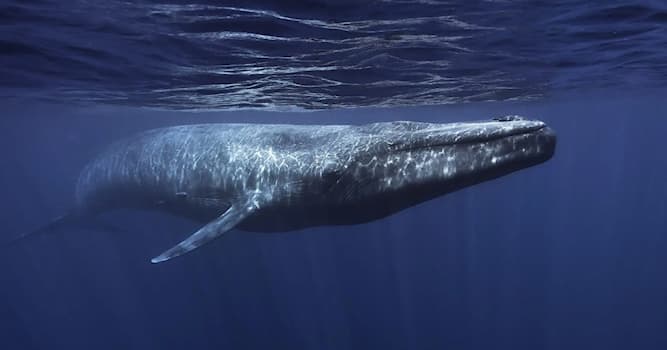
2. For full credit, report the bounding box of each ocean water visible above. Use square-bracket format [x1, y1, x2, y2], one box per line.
[1, 1, 667, 350]
[2, 0, 667, 109]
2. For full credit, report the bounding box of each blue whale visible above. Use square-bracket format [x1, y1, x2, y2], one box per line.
[20, 116, 556, 263]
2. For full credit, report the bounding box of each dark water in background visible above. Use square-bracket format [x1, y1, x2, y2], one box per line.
[1, 0, 667, 110]
[2, 92, 667, 349]
[2, 1, 667, 350]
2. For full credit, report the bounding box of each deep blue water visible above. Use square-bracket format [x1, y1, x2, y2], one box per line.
[2, 92, 667, 349]
[2, 1, 667, 350]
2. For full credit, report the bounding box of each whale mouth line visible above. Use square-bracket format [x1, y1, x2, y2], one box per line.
[446, 124, 547, 146]
[396, 124, 548, 152]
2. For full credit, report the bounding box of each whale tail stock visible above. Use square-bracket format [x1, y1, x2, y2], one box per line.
[5, 194, 256, 263]
[6, 211, 123, 247]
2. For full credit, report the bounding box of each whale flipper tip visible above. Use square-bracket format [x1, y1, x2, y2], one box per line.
[149, 198, 258, 263]
[150, 256, 167, 264]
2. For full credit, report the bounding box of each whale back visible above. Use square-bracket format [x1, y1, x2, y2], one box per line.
[73, 123, 353, 216]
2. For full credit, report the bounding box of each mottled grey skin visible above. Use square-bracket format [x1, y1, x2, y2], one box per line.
[71, 116, 556, 263]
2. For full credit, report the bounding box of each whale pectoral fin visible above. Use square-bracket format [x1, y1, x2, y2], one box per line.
[150, 198, 257, 264]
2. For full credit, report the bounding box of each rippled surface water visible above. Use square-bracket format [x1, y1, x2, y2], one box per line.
[2, 0, 667, 110]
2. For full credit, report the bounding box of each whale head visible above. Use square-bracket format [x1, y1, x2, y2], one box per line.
[326, 116, 556, 222]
